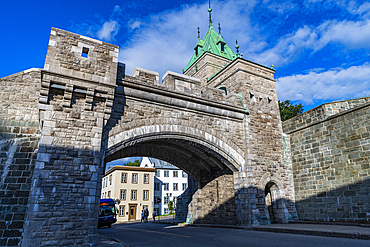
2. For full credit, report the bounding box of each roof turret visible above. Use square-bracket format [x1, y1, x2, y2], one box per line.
[183, 4, 236, 73]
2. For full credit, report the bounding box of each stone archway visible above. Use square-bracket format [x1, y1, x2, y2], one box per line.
[104, 128, 245, 225]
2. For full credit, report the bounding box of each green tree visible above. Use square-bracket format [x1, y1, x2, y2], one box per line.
[168, 201, 174, 214]
[124, 159, 141, 167]
[278, 100, 304, 121]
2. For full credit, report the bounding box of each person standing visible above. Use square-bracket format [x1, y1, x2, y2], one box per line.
[141, 210, 144, 223]
[145, 208, 149, 223]
[152, 211, 156, 222]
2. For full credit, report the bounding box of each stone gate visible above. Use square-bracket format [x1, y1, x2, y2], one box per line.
[0, 25, 297, 246]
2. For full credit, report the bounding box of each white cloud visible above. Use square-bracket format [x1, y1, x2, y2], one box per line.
[97, 20, 120, 41]
[252, 19, 370, 67]
[276, 63, 370, 104]
[118, 0, 262, 76]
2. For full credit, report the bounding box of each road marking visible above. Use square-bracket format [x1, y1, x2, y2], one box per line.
[127, 228, 191, 238]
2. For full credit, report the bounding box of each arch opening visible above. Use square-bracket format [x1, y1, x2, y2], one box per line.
[103, 133, 240, 225]
[265, 182, 279, 224]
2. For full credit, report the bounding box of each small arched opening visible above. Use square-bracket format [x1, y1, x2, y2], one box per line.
[265, 181, 279, 223]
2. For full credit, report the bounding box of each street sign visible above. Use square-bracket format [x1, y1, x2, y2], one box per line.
[156, 198, 161, 203]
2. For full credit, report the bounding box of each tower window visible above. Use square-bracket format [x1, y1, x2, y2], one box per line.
[221, 43, 225, 52]
[82, 47, 89, 58]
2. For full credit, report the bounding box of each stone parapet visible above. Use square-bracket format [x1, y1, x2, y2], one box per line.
[283, 98, 370, 134]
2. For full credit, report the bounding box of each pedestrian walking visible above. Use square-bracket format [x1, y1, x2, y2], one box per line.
[141, 210, 144, 223]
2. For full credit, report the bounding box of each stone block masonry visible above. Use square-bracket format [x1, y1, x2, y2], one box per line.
[18, 28, 119, 247]
[283, 99, 370, 222]
[1, 26, 299, 246]
[0, 69, 42, 246]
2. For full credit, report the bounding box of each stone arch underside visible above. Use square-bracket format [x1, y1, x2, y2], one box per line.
[104, 125, 245, 179]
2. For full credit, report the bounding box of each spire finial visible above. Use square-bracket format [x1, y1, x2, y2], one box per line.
[197, 27, 200, 39]
[208, 0, 212, 25]
[218, 23, 221, 34]
[235, 39, 240, 57]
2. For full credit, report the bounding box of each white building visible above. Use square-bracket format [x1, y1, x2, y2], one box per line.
[140, 157, 188, 215]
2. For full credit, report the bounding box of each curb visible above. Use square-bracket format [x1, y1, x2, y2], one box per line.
[183, 224, 370, 240]
[251, 227, 370, 240]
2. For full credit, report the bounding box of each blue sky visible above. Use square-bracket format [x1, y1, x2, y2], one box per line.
[1, 0, 370, 110]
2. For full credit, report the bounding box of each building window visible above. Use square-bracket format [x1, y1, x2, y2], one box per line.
[164, 183, 169, 191]
[164, 208, 169, 214]
[164, 196, 169, 204]
[119, 206, 125, 216]
[144, 174, 149, 184]
[173, 183, 178, 191]
[182, 171, 187, 178]
[102, 178, 105, 188]
[131, 190, 137, 200]
[132, 173, 138, 184]
[120, 189, 126, 200]
[121, 173, 127, 183]
[173, 171, 178, 177]
[143, 190, 149, 201]
[221, 43, 225, 52]
[182, 183, 187, 191]
[154, 183, 160, 191]
[109, 175, 112, 185]
[164, 170, 169, 177]
[82, 47, 89, 58]
[108, 191, 111, 198]
[155, 170, 160, 177]
[105, 192, 107, 198]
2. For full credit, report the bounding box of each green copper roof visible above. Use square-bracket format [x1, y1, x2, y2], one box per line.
[184, 23, 237, 72]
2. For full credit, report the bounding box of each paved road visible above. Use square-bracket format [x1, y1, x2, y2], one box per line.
[98, 222, 370, 247]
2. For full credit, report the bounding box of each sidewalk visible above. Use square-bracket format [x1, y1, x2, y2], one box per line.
[98, 233, 128, 247]
[155, 219, 370, 240]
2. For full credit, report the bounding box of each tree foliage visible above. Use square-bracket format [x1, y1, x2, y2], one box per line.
[168, 201, 174, 213]
[124, 159, 141, 167]
[278, 100, 304, 121]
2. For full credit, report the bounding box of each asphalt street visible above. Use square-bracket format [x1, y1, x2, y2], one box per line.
[98, 222, 370, 247]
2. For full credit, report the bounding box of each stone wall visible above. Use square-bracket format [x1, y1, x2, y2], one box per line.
[283, 100, 370, 222]
[0, 69, 41, 246]
[207, 58, 297, 225]
[19, 28, 118, 246]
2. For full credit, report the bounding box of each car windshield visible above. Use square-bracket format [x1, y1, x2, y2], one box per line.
[99, 205, 114, 217]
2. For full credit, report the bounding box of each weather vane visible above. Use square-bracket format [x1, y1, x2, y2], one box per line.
[197, 27, 200, 39]
[218, 23, 221, 34]
[208, 0, 212, 24]
[235, 39, 240, 56]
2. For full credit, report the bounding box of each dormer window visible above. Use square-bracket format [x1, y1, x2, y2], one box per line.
[82, 47, 89, 58]
[195, 47, 198, 57]
[221, 43, 225, 52]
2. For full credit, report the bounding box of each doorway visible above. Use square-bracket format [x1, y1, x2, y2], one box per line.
[129, 204, 137, 221]
[265, 182, 278, 223]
